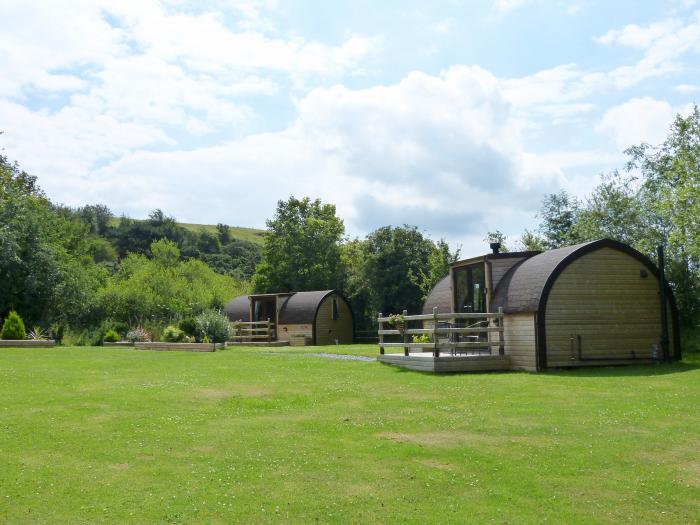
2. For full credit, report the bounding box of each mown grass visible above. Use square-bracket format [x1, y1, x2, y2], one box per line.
[0, 345, 698, 524]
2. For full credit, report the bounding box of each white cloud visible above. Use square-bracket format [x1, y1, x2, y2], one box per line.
[492, 0, 532, 13]
[4, 67, 563, 248]
[597, 20, 681, 48]
[0, 0, 380, 128]
[596, 97, 688, 149]
[676, 83, 700, 93]
[598, 13, 700, 88]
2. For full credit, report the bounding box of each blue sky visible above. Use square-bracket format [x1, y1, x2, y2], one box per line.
[1, 0, 699, 253]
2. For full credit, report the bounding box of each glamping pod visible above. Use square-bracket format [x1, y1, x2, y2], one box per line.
[224, 290, 353, 346]
[415, 239, 680, 371]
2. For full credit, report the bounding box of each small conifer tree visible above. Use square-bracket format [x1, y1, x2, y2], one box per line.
[1, 311, 27, 340]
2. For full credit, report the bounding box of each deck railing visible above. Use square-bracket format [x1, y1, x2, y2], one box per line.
[229, 319, 275, 343]
[377, 307, 504, 357]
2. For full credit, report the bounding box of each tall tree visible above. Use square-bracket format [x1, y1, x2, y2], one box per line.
[252, 197, 345, 292]
[538, 191, 581, 249]
[362, 225, 435, 316]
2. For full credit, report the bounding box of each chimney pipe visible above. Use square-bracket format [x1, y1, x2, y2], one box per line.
[490, 242, 501, 255]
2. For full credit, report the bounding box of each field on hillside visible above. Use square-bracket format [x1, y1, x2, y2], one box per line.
[107, 217, 266, 245]
[1, 346, 698, 524]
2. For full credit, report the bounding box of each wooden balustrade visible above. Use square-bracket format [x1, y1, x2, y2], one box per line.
[229, 319, 275, 343]
[378, 307, 504, 358]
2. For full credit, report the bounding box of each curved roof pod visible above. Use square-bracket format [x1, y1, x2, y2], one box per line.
[490, 241, 596, 313]
[422, 275, 451, 314]
[490, 238, 680, 369]
[224, 295, 251, 321]
[277, 290, 336, 324]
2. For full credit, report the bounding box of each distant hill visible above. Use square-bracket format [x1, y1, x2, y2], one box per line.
[108, 217, 266, 246]
[177, 222, 265, 246]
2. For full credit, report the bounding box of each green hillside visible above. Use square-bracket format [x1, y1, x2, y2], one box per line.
[178, 222, 265, 245]
[108, 217, 265, 245]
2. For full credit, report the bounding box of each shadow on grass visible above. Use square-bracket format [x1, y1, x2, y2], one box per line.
[545, 359, 700, 378]
[378, 355, 700, 377]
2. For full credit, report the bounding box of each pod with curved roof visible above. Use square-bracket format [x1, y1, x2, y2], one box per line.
[224, 290, 353, 346]
[421, 239, 680, 371]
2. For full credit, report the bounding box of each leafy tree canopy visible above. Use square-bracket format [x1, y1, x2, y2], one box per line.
[253, 196, 345, 292]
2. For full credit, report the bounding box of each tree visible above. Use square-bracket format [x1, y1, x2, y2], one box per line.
[518, 230, 545, 251]
[77, 204, 112, 235]
[572, 172, 646, 246]
[99, 240, 248, 326]
[151, 238, 180, 268]
[252, 197, 345, 292]
[416, 239, 460, 300]
[216, 223, 231, 245]
[362, 225, 435, 316]
[1, 311, 26, 340]
[537, 191, 581, 249]
[484, 230, 509, 252]
[0, 153, 107, 326]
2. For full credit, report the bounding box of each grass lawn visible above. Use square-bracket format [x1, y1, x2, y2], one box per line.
[1, 345, 698, 524]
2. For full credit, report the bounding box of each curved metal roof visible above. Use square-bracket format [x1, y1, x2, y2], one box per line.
[422, 275, 451, 314]
[223, 295, 251, 321]
[278, 290, 335, 325]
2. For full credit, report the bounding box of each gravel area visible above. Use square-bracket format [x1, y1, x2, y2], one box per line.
[308, 353, 375, 362]
[261, 351, 375, 361]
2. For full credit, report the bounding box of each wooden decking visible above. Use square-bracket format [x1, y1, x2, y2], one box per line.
[378, 352, 510, 373]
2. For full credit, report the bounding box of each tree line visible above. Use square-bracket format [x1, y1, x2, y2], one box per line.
[1, 106, 698, 347]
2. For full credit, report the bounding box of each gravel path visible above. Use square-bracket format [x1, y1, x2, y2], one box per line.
[261, 351, 375, 362]
[308, 353, 375, 362]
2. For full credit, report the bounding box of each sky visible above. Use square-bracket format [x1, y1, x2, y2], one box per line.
[1, 0, 699, 255]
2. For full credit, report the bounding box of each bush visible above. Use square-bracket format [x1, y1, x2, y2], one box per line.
[50, 323, 66, 344]
[162, 325, 185, 343]
[63, 327, 104, 346]
[194, 310, 231, 343]
[178, 317, 197, 337]
[103, 329, 120, 343]
[126, 327, 151, 343]
[27, 326, 48, 340]
[1, 311, 26, 340]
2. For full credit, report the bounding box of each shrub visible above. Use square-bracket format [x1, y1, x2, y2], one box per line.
[412, 333, 431, 344]
[50, 323, 66, 344]
[178, 317, 197, 337]
[1, 311, 26, 340]
[27, 326, 47, 340]
[162, 325, 185, 343]
[126, 327, 151, 343]
[103, 329, 120, 343]
[195, 310, 231, 343]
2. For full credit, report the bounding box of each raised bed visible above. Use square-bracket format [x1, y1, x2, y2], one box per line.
[0, 340, 55, 348]
[134, 342, 221, 352]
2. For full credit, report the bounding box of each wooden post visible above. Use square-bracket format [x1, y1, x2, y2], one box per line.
[378, 313, 384, 355]
[498, 307, 504, 356]
[433, 307, 439, 358]
[267, 318, 271, 344]
[402, 309, 409, 356]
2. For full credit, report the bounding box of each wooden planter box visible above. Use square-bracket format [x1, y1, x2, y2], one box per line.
[0, 340, 55, 348]
[134, 342, 221, 352]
